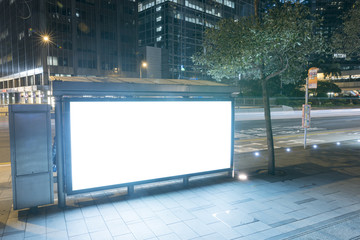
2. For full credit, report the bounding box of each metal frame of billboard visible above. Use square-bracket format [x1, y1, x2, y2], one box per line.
[52, 79, 237, 207]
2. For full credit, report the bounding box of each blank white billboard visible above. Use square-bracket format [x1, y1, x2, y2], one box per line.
[69, 101, 232, 191]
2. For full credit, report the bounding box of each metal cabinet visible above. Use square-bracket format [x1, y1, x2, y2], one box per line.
[9, 104, 53, 210]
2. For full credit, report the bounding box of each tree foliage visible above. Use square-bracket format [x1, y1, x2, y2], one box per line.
[315, 81, 342, 97]
[193, 2, 326, 85]
[333, 1, 360, 59]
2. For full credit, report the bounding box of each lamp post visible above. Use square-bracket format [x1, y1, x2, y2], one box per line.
[140, 61, 147, 79]
[42, 35, 52, 106]
[43, 35, 50, 81]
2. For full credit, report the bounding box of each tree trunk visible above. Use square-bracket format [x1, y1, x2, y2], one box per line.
[261, 78, 275, 175]
[254, 0, 259, 19]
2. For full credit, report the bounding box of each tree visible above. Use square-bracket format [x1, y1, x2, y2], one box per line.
[315, 81, 342, 97]
[193, 2, 326, 174]
[333, 1, 360, 60]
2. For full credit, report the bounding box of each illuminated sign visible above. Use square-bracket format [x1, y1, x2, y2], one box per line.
[308, 67, 319, 89]
[68, 100, 233, 192]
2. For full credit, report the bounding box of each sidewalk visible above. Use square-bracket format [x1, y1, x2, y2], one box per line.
[1, 140, 360, 239]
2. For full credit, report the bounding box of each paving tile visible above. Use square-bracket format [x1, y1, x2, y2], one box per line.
[143, 196, 167, 212]
[128, 198, 148, 210]
[2, 232, 25, 240]
[97, 204, 120, 221]
[269, 218, 297, 228]
[285, 208, 315, 220]
[250, 209, 290, 225]
[207, 221, 242, 239]
[84, 216, 107, 233]
[214, 209, 256, 228]
[155, 195, 181, 209]
[112, 201, 133, 213]
[157, 233, 182, 240]
[46, 215, 67, 233]
[66, 219, 88, 237]
[193, 232, 228, 240]
[80, 205, 100, 218]
[46, 230, 69, 240]
[64, 208, 83, 222]
[144, 218, 172, 237]
[133, 205, 156, 220]
[184, 219, 215, 236]
[113, 233, 136, 240]
[118, 210, 141, 224]
[68, 233, 91, 240]
[248, 226, 285, 239]
[156, 209, 181, 225]
[168, 222, 198, 240]
[127, 221, 156, 240]
[89, 230, 113, 240]
[191, 209, 218, 225]
[177, 198, 199, 210]
[24, 216, 46, 238]
[233, 224, 258, 236]
[171, 207, 196, 221]
[4, 218, 25, 235]
[24, 234, 46, 240]
[106, 218, 131, 237]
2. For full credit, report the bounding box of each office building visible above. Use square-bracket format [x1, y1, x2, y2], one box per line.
[138, 0, 254, 80]
[311, 0, 360, 90]
[0, 0, 137, 105]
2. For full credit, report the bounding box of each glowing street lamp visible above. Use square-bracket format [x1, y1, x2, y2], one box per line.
[43, 35, 49, 42]
[140, 61, 147, 79]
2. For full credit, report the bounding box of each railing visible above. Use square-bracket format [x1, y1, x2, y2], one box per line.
[235, 97, 360, 109]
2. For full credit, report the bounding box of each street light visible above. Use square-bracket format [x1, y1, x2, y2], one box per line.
[42, 35, 50, 80]
[140, 61, 147, 79]
[42, 35, 52, 106]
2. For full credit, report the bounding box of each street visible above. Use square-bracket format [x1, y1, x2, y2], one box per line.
[235, 109, 360, 153]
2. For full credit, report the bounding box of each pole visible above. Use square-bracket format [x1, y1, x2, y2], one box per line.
[140, 67, 142, 79]
[304, 77, 308, 149]
[47, 44, 50, 82]
[47, 44, 52, 106]
[55, 96, 66, 208]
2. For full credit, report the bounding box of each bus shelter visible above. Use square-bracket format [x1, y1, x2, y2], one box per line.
[52, 76, 237, 207]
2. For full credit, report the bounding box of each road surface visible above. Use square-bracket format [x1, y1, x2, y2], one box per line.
[235, 109, 360, 153]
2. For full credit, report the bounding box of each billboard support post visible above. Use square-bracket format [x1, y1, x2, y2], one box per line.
[55, 96, 66, 208]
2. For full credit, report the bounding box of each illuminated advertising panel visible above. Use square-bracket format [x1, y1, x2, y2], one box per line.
[69, 100, 233, 192]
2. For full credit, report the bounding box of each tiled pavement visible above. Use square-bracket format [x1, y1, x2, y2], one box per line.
[1, 141, 360, 239]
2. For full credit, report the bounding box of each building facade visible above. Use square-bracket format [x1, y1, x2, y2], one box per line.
[0, 0, 137, 105]
[312, 0, 360, 90]
[138, 0, 254, 80]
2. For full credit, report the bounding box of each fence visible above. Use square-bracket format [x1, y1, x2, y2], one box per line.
[235, 97, 360, 109]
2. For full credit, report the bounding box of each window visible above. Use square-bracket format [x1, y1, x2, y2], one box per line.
[47, 56, 58, 66]
[224, 0, 234, 8]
